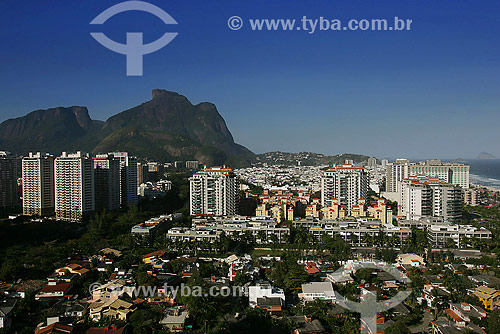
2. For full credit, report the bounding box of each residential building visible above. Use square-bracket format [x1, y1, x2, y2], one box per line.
[0, 151, 19, 209]
[248, 282, 285, 309]
[445, 303, 487, 327]
[367, 157, 377, 167]
[93, 154, 121, 212]
[87, 326, 126, 334]
[409, 160, 469, 189]
[321, 164, 368, 215]
[89, 299, 134, 322]
[35, 323, 74, 334]
[54, 152, 94, 222]
[22, 152, 54, 216]
[396, 254, 425, 267]
[35, 282, 72, 300]
[189, 166, 239, 216]
[428, 224, 492, 248]
[159, 307, 189, 332]
[400, 175, 462, 222]
[473, 286, 500, 310]
[138, 180, 172, 199]
[299, 282, 336, 302]
[185, 160, 199, 169]
[463, 188, 479, 206]
[0, 298, 17, 329]
[109, 152, 138, 207]
[91, 279, 135, 301]
[385, 159, 411, 193]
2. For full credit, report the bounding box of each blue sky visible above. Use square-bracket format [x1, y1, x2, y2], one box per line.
[0, 0, 499, 159]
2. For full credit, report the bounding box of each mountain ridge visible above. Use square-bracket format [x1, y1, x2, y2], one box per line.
[0, 90, 255, 167]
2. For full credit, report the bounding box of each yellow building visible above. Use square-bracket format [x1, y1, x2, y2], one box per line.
[473, 286, 500, 310]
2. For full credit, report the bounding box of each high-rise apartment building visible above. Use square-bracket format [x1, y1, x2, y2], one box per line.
[189, 166, 239, 216]
[385, 159, 411, 193]
[109, 152, 138, 207]
[400, 175, 462, 222]
[321, 164, 368, 215]
[93, 154, 121, 212]
[0, 151, 19, 209]
[409, 160, 469, 189]
[366, 157, 377, 167]
[54, 152, 94, 222]
[185, 161, 200, 170]
[22, 152, 54, 216]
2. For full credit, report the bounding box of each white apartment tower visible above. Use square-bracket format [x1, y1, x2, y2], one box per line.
[109, 152, 138, 207]
[321, 164, 368, 215]
[190, 166, 239, 216]
[55, 152, 94, 222]
[400, 175, 462, 222]
[385, 159, 411, 193]
[93, 154, 121, 212]
[409, 160, 469, 189]
[22, 152, 54, 216]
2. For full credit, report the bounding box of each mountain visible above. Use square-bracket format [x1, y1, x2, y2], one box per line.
[477, 152, 496, 160]
[0, 90, 255, 167]
[256, 151, 373, 166]
[0, 106, 104, 154]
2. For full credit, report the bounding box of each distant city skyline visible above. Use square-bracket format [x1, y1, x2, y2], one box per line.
[0, 0, 499, 159]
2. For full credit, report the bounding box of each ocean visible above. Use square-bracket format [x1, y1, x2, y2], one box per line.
[467, 159, 500, 189]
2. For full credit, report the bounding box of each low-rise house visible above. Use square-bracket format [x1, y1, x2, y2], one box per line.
[420, 286, 450, 308]
[431, 319, 484, 334]
[89, 299, 134, 322]
[63, 301, 86, 318]
[396, 253, 425, 267]
[159, 307, 189, 332]
[35, 282, 72, 300]
[299, 282, 336, 302]
[290, 315, 328, 334]
[473, 285, 500, 310]
[55, 263, 90, 277]
[91, 279, 135, 301]
[0, 298, 17, 329]
[468, 274, 500, 289]
[248, 282, 285, 309]
[256, 297, 283, 316]
[445, 302, 486, 327]
[86, 325, 126, 334]
[142, 250, 167, 264]
[34, 323, 74, 334]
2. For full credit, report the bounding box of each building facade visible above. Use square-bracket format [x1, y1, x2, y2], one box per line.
[109, 152, 138, 207]
[409, 160, 469, 189]
[93, 154, 121, 212]
[321, 164, 368, 215]
[189, 166, 239, 216]
[22, 152, 54, 216]
[0, 151, 19, 209]
[400, 176, 462, 222]
[385, 159, 411, 193]
[54, 152, 94, 222]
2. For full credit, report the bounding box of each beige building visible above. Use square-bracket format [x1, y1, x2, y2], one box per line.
[22, 152, 54, 216]
[463, 188, 479, 206]
[89, 299, 134, 322]
[321, 164, 368, 215]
